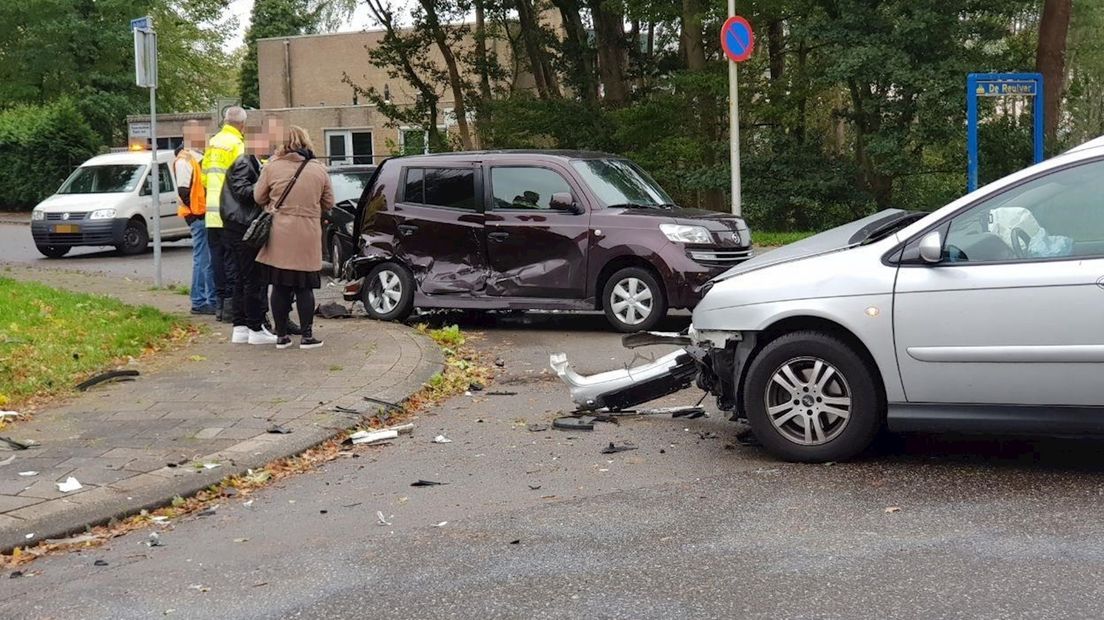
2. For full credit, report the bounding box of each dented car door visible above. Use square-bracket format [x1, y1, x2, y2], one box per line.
[394, 164, 487, 295]
[483, 163, 591, 298]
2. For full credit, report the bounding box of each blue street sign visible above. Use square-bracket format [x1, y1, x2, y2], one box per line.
[966, 72, 1044, 192]
[131, 16, 152, 31]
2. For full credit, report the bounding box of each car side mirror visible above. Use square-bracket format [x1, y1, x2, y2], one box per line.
[550, 192, 582, 214]
[918, 230, 943, 264]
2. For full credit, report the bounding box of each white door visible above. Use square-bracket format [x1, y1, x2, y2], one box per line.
[141, 163, 185, 235]
[893, 158, 1104, 406]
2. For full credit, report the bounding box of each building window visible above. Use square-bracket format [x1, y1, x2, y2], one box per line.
[399, 128, 427, 156]
[324, 130, 374, 165]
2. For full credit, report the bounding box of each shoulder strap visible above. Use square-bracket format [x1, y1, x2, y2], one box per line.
[272, 159, 311, 211]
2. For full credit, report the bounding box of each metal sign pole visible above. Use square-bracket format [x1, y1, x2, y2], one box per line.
[150, 71, 162, 288]
[728, 0, 741, 216]
[133, 16, 161, 287]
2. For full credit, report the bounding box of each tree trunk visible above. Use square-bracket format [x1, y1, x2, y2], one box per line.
[1036, 0, 1072, 144]
[681, 0, 706, 71]
[418, 0, 474, 150]
[515, 0, 560, 99]
[767, 20, 785, 86]
[590, 0, 629, 104]
[475, 0, 492, 101]
[550, 0, 598, 101]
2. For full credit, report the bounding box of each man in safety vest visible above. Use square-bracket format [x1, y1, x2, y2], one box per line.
[202, 106, 247, 322]
[175, 120, 215, 315]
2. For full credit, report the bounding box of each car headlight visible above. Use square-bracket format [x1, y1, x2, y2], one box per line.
[344, 222, 354, 235]
[32, 210, 45, 221]
[89, 209, 116, 220]
[660, 223, 712, 244]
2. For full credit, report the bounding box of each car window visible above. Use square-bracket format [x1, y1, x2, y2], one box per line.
[330, 170, 373, 204]
[490, 167, 574, 210]
[58, 165, 144, 194]
[402, 167, 477, 211]
[140, 164, 174, 196]
[943, 160, 1104, 263]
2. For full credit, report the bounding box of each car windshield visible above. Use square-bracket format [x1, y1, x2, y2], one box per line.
[572, 159, 674, 208]
[330, 171, 373, 204]
[58, 165, 145, 194]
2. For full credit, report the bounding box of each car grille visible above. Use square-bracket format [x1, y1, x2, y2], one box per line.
[688, 248, 754, 265]
[45, 212, 89, 221]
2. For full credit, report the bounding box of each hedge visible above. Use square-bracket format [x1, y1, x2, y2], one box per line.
[0, 100, 102, 211]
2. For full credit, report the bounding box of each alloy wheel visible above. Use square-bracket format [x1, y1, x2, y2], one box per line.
[610, 277, 653, 326]
[367, 269, 403, 314]
[764, 356, 852, 446]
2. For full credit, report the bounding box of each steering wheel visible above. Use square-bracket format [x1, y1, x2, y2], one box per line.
[1011, 227, 1031, 258]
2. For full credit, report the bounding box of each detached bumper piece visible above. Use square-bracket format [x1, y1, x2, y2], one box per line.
[549, 349, 698, 412]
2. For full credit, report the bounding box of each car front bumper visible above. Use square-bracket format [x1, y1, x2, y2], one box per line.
[31, 218, 128, 248]
[658, 244, 753, 309]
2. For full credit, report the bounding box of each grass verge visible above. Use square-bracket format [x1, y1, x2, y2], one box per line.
[0, 277, 191, 411]
[753, 230, 816, 247]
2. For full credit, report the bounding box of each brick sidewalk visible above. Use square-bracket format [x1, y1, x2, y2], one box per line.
[0, 267, 442, 551]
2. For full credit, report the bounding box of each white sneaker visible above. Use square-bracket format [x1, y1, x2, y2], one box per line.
[248, 329, 278, 345]
[231, 326, 249, 344]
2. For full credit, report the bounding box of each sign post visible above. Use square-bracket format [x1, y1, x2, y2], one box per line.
[966, 72, 1044, 193]
[133, 16, 162, 287]
[721, 12, 754, 216]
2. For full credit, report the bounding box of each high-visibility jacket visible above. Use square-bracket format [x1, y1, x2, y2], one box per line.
[201, 124, 244, 228]
[175, 150, 206, 219]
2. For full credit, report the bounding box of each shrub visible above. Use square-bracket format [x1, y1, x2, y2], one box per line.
[0, 99, 102, 211]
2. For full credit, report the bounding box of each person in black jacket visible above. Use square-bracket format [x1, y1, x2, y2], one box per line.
[220, 126, 275, 345]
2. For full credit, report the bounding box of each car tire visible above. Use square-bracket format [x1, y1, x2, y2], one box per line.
[602, 267, 667, 333]
[116, 218, 149, 256]
[330, 234, 344, 279]
[742, 331, 882, 463]
[36, 244, 70, 259]
[362, 262, 414, 322]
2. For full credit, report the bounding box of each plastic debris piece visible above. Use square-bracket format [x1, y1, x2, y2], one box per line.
[10, 571, 23, 578]
[411, 479, 447, 487]
[885, 506, 901, 514]
[527, 423, 549, 432]
[348, 429, 399, 445]
[25, 533, 34, 540]
[509, 539, 521, 545]
[0, 411, 18, 419]
[486, 391, 517, 396]
[150, 516, 170, 524]
[189, 584, 210, 593]
[266, 425, 291, 434]
[234, 538, 249, 543]
[363, 396, 403, 412]
[56, 476, 83, 493]
[494, 358, 506, 367]
[243, 500, 255, 508]
[316, 302, 352, 319]
[198, 507, 217, 517]
[468, 381, 485, 392]
[0, 436, 32, 450]
[432, 435, 453, 444]
[147, 532, 163, 547]
[94, 560, 108, 567]
[0, 455, 14, 466]
[600, 442, 638, 454]
[383, 423, 415, 435]
[432, 521, 448, 527]
[18, 471, 37, 477]
[553, 416, 595, 431]
[333, 405, 363, 415]
[528, 485, 541, 490]
[376, 511, 392, 526]
[202, 463, 221, 470]
[76, 369, 139, 391]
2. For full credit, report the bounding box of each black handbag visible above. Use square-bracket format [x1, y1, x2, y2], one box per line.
[243, 159, 310, 249]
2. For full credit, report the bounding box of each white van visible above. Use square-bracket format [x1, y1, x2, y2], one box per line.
[30, 150, 191, 258]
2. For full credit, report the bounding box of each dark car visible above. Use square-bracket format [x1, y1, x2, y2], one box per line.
[342, 151, 753, 332]
[323, 164, 377, 276]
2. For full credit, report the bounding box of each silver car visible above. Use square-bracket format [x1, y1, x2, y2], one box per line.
[554, 135, 1104, 462]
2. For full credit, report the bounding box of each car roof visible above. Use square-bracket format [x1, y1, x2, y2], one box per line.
[1066, 134, 1104, 154]
[81, 150, 175, 166]
[387, 149, 619, 163]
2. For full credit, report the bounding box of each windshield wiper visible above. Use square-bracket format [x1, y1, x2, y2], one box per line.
[606, 202, 672, 210]
[853, 211, 928, 245]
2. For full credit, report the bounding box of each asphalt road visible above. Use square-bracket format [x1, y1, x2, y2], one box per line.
[6, 221, 1104, 618]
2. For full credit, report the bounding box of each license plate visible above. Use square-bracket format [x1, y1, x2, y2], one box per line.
[52, 224, 80, 234]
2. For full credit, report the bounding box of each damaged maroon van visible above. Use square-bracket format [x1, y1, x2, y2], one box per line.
[342, 151, 753, 332]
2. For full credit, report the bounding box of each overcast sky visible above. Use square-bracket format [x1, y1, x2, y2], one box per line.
[225, 0, 381, 51]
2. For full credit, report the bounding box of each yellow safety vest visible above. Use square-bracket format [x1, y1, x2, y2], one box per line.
[201, 125, 244, 228]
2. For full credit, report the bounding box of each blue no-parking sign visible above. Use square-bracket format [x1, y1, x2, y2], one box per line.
[721, 16, 755, 63]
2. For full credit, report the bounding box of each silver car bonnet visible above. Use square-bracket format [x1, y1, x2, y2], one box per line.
[712, 209, 908, 282]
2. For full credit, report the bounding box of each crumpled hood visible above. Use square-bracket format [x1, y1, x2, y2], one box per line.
[712, 209, 906, 281]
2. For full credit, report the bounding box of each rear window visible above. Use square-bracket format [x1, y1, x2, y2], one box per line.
[402, 167, 477, 211]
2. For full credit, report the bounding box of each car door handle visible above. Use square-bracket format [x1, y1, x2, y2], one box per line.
[488, 231, 510, 242]
[397, 224, 418, 237]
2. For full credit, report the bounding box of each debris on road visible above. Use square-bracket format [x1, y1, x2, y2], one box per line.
[56, 476, 82, 493]
[233, 538, 249, 543]
[528, 485, 542, 490]
[468, 381, 485, 392]
[0, 454, 14, 466]
[76, 369, 140, 391]
[363, 396, 404, 412]
[885, 506, 901, 514]
[509, 539, 521, 545]
[553, 416, 595, 431]
[411, 479, 447, 487]
[486, 390, 518, 396]
[600, 442, 638, 454]
[347, 429, 399, 445]
[266, 425, 292, 434]
[243, 500, 254, 509]
[0, 411, 19, 420]
[376, 511, 392, 526]
[0, 436, 33, 450]
[432, 521, 448, 527]
[669, 406, 706, 419]
[494, 358, 506, 367]
[189, 584, 210, 593]
[197, 506, 218, 517]
[10, 571, 23, 578]
[432, 435, 453, 444]
[94, 559, 108, 567]
[201, 463, 221, 470]
[316, 302, 353, 319]
[18, 471, 37, 477]
[527, 423, 549, 432]
[384, 423, 415, 435]
[333, 405, 363, 415]
[146, 532, 163, 547]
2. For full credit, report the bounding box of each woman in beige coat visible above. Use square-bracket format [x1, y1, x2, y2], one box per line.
[254, 126, 335, 349]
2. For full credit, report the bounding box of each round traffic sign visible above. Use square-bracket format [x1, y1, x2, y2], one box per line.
[721, 16, 755, 63]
